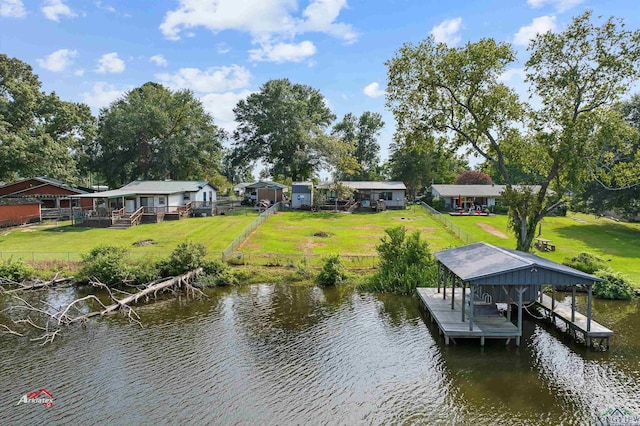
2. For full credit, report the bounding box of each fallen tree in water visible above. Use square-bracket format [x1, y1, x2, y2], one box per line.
[0, 274, 74, 294]
[1, 268, 204, 345]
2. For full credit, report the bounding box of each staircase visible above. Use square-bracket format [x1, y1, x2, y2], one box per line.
[108, 206, 144, 229]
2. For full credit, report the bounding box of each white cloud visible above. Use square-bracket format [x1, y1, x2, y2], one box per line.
[159, 0, 355, 62]
[498, 67, 526, 83]
[0, 0, 26, 18]
[80, 82, 125, 110]
[363, 82, 384, 98]
[96, 52, 125, 74]
[149, 54, 168, 67]
[217, 42, 231, 54]
[156, 65, 251, 93]
[249, 40, 316, 63]
[527, 0, 584, 12]
[41, 0, 76, 22]
[74, 69, 85, 76]
[37, 48, 77, 72]
[200, 90, 253, 132]
[514, 15, 556, 46]
[430, 17, 462, 46]
[95, 1, 116, 13]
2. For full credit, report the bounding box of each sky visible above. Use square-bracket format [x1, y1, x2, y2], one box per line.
[1, 0, 639, 172]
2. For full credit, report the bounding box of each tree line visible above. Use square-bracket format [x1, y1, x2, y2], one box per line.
[0, 54, 463, 193]
[2, 10, 639, 251]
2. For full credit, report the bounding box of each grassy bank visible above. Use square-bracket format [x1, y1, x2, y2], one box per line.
[447, 213, 640, 284]
[0, 209, 259, 261]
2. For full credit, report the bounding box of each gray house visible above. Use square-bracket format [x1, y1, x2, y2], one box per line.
[291, 182, 313, 209]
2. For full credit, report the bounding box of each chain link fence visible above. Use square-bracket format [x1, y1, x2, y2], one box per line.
[221, 202, 281, 261]
[419, 202, 477, 244]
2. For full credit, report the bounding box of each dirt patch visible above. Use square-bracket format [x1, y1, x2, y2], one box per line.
[394, 217, 414, 221]
[20, 228, 36, 232]
[477, 223, 508, 239]
[133, 239, 154, 246]
[313, 232, 331, 237]
[571, 217, 587, 224]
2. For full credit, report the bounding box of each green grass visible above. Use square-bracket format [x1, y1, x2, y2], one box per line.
[0, 209, 259, 261]
[447, 212, 640, 284]
[239, 207, 460, 256]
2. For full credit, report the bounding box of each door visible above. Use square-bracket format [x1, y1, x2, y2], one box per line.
[140, 197, 154, 213]
[125, 199, 136, 213]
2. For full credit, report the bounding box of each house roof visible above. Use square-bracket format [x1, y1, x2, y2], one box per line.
[244, 181, 288, 190]
[431, 184, 542, 198]
[434, 242, 602, 286]
[317, 181, 407, 191]
[0, 176, 87, 197]
[73, 180, 215, 198]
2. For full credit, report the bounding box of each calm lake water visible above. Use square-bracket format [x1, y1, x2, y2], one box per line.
[1, 284, 639, 425]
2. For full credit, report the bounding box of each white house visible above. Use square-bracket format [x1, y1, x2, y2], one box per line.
[431, 184, 542, 210]
[76, 180, 217, 213]
[318, 181, 407, 209]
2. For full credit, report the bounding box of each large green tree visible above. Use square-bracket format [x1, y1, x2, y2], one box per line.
[0, 54, 95, 183]
[331, 111, 384, 180]
[93, 82, 225, 187]
[231, 79, 335, 181]
[573, 94, 640, 219]
[388, 128, 464, 199]
[386, 12, 640, 251]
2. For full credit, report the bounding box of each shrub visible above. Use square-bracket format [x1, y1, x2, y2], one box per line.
[363, 226, 436, 295]
[563, 252, 609, 274]
[129, 261, 160, 285]
[201, 260, 237, 287]
[77, 245, 131, 286]
[0, 258, 35, 282]
[316, 255, 347, 287]
[593, 270, 635, 300]
[430, 197, 446, 212]
[158, 242, 208, 276]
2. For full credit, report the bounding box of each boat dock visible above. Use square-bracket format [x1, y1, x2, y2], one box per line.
[417, 288, 521, 346]
[536, 294, 613, 348]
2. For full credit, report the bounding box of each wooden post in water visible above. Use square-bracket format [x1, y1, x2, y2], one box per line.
[571, 286, 576, 322]
[469, 284, 475, 332]
[451, 277, 455, 310]
[516, 286, 526, 347]
[461, 282, 466, 322]
[443, 268, 447, 300]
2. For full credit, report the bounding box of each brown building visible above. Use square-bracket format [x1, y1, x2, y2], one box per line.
[0, 198, 41, 227]
[0, 177, 93, 219]
[0, 177, 92, 208]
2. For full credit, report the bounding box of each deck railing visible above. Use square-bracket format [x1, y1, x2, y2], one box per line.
[129, 206, 145, 226]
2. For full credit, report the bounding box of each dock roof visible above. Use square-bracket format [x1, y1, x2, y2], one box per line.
[433, 242, 602, 286]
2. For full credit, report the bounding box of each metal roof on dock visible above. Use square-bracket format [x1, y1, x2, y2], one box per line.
[433, 242, 602, 285]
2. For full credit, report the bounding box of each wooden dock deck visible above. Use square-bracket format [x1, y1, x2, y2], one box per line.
[536, 294, 612, 348]
[417, 287, 520, 346]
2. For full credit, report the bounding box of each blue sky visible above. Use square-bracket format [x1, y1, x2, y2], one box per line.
[1, 0, 639, 168]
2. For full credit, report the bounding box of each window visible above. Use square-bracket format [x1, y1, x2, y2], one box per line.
[183, 193, 191, 201]
[380, 192, 393, 201]
[158, 197, 165, 205]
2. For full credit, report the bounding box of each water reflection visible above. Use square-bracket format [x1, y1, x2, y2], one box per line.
[0, 285, 639, 425]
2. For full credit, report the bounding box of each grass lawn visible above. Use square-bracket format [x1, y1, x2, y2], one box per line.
[0, 208, 259, 261]
[239, 207, 461, 257]
[447, 213, 640, 284]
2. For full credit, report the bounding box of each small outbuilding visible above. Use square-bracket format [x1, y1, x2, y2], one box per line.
[290, 182, 313, 209]
[243, 181, 288, 205]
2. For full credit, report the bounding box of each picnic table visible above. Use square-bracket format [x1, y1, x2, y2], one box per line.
[534, 238, 555, 252]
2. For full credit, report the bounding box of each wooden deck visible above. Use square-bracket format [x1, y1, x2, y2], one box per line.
[536, 294, 612, 348]
[417, 287, 520, 346]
